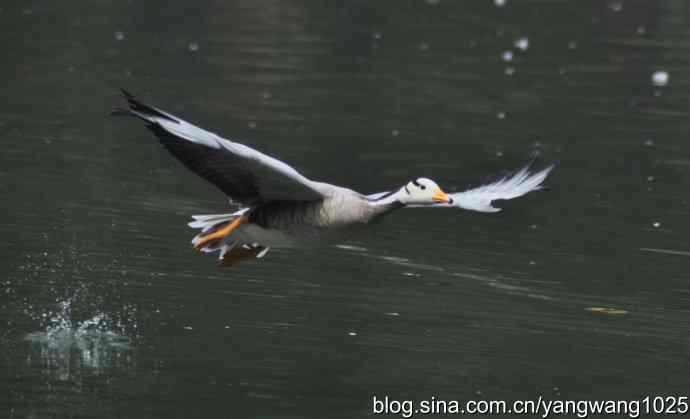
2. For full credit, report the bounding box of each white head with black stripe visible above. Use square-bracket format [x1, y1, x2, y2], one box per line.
[399, 177, 452, 205]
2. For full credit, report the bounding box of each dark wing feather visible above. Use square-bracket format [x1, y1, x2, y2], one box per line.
[147, 124, 260, 201]
[114, 90, 329, 205]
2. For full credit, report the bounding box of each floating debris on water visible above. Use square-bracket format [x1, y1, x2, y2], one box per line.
[502, 50, 514, 62]
[651, 71, 669, 87]
[586, 307, 628, 315]
[514, 37, 529, 51]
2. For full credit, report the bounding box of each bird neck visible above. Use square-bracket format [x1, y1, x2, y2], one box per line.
[368, 188, 405, 213]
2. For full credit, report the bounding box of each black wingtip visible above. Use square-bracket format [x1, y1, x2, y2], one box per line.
[115, 88, 179, 123]
[120, 88, 134, 99]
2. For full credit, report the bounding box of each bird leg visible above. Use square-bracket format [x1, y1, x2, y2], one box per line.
[194, 215, 247, 251]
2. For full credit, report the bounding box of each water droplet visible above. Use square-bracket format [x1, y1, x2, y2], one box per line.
[636, 26, 646, 35]
[647, 176, 654, 182]
[504, 67, 515, 76]
[514, 37, 529, 51]
[568, 41, 578, 50]
[419, 42, 430, 51]
[248, 121, 257, 129]
[495, 150, 504, 157]
[651, 70, 669, 87]
[188, 42, 199, 52]
[261, 91, 272, 100]
[497, 111, 506, 119]
[652, 222, 660, 228]
[501, 50, 514, 62]
[348, 331, 357, 336]
[385, 312, 400, 317]
[114, 31, 125, 41]
[494, 0, 506, 7]
[643, 139, 654, 147]
[609, 2, 622, 12]
[391, 129, 399, 137]
[184, 325, 193, 330]
[372, 31, 382, 40]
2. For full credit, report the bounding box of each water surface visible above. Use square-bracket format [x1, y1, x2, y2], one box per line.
[2, 0, 690, 417]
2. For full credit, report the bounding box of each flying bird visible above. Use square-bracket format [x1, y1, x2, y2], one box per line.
[113, 90, 554, 266]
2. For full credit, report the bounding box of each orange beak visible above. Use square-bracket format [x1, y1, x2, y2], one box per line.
[432, 188, 451, 203]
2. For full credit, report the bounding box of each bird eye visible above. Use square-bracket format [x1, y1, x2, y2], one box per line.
[420, 184, 426, 190]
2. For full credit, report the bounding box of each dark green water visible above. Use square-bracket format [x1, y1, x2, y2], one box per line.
[2, 1, 690, 418]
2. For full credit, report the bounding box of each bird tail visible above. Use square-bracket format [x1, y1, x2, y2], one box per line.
[188, 208, 270, 265]
[188, 209, 249, 252]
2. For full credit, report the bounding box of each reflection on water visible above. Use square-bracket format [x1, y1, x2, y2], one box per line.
[24, 299, 132, 382]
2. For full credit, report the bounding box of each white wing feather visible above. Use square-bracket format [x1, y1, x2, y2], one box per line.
[445, 163, 555, 212]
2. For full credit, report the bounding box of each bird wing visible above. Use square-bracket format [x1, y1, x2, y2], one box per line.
[434, 163, 555, 212]
[367, 163, 554, 212]
[113, 90, 332, 205]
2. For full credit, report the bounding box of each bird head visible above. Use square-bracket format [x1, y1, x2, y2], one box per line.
[398, 178, 452, 205]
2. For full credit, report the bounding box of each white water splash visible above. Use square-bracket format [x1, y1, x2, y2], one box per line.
[24, 299, 132, 381]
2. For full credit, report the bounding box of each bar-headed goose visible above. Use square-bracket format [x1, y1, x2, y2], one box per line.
[114, 91, 554, 266]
